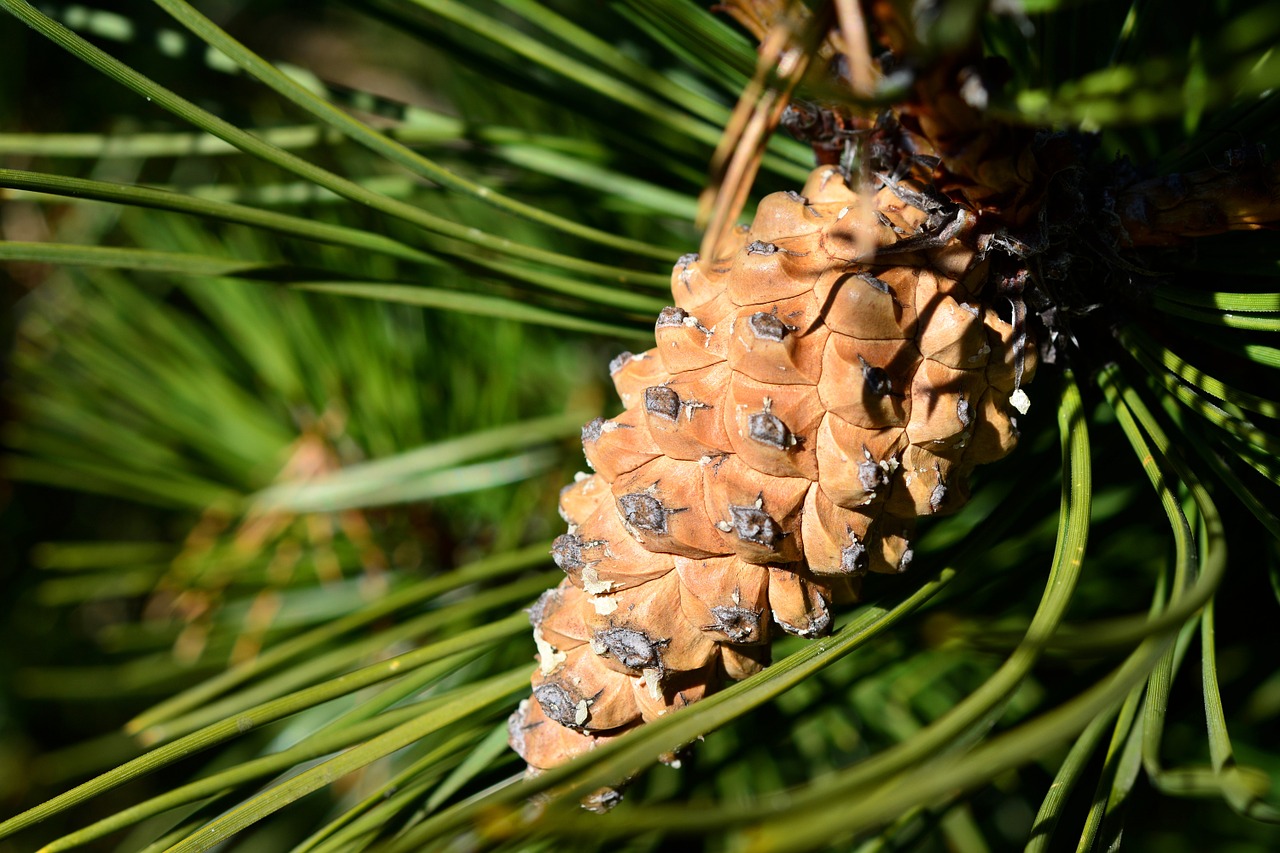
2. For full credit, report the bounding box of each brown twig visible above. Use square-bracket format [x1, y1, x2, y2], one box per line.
[1116, 155, 1280, 247]
[698, 12, 815, 260]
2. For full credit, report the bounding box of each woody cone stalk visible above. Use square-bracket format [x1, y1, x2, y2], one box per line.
[508, 158, 1037, 805]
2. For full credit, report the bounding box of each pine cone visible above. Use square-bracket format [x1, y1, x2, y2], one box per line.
[508, 166, 1035, 792]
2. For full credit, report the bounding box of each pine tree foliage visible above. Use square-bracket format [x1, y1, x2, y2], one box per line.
[1, 1, 1279, 851]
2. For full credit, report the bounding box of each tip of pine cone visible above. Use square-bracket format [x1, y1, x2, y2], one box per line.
[581, 787, 625, 813]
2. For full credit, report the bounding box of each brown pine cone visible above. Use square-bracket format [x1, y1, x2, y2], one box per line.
[508, 166, 1035, 795]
